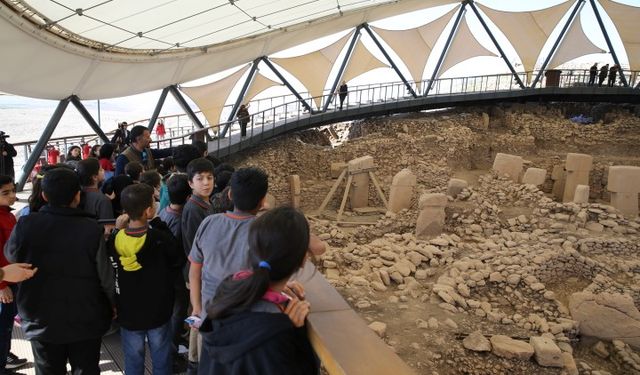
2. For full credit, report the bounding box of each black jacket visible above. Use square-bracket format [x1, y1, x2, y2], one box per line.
[107, 218, 185, 330]
[0, 141, 16, 177]
[199, 311, 319, 375]
[4, 205, 114, 343]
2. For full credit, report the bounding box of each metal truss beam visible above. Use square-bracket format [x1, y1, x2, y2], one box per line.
[468, 1, 525, 89]
[425, 3, 467, 96]
[323, 27, 363, 112]
[17, 98, 70, 191]
[221, 59, 260, 138]
[147, 87, 169, 131]
[69, 95, 109, 143]
[532, 0, 585, 88]
[261, 57, 314, 113]
[362, 24, 417, 98]
[589, 0, 628, 87]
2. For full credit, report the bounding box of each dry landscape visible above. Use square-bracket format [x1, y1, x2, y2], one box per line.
[229, 102, 640, 375]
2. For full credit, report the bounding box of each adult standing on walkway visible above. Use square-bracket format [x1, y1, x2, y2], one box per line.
[236, 104, 250, 138]
[598, 64, 609, 87]
[588, 63, 598, 86]
[115, 125, 173, 176]
[337, 81, 348, 110]
[608, 64, 619, 87]
[0, 133, 16, 179]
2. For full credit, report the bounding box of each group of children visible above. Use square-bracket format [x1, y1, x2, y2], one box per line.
[0, 139, 324, 374]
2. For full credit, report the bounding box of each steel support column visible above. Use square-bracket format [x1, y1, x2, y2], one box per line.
[589, 0, 628, 87]
[69, 95, 109, 143]
[17, 98, 70, 191]
[425, 3, 467, 96]
[323, 27, 362, 112]
[532, 0, 585, 88]
[147, 87, 169, 131]
[468, 1, 525, 89]
[362, 24, 417, 98]
[261, 57, 314, 113]
[221, 59, 261, 138]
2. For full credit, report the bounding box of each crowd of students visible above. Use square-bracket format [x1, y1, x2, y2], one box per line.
[0, 124, 325, 374]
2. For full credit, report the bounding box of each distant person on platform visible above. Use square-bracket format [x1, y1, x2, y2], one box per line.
[337, 81, 348, 110]
[111, 122, 131, 152]
[156, 119, 167, 140]
[115, 126, 173, 176]
[598, 64, 609, 87]
[588, 63, 598, 86]
[0, 133, 16, 179]
[237, 104, 250, 138]
[608, 64, 619, 87]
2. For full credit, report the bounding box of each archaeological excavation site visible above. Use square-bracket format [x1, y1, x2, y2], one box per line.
[228, 102, 640, 375]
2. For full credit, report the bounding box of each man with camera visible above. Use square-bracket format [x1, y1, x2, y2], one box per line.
[0, 132, 16, 179]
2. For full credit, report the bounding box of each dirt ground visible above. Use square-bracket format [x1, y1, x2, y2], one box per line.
[228, 102, 640, 374]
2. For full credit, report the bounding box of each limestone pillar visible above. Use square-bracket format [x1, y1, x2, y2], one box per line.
[289, 175, 301, 209]
[416, 193, 447, 239]
[522, 168, 547, 186]
[492, 153, 523, 182]
[551, 165, 566, 201]
[330, 162, 347, 179]
[607, 166, 640, 218]
[388, 169, 416, 213]
[563, 153, 592, 203]
[347, 156, 374, 209]
[573, 185, 589, 204]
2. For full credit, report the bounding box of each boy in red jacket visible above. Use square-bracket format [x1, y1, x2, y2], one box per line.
[0, 175, 28, 373]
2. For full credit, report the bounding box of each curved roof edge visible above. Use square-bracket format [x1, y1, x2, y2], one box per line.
[0, 0, 456, 100]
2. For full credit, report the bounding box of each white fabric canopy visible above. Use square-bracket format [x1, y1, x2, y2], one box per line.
[180, 65, 250, 131]
[438, 16, 499, 77]
[548, 11, 605, 69]
[271, 32, 354, 109]
[243, 72, 283, 104]
[0, 0, 454, 99]
[599, 0, 640, 70]
[477, 1, 574, 72]
[370, 6, 458, 89]
[342, 40, 390, 83]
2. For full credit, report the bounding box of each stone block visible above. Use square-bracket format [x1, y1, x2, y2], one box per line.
[347, 156, 374, 173]
[610, 192, 639, 218]
[492, 153, 523, 182]
[563, 170, 590, 203]
[416, 207, 445, 239]
[289, 175, 301, 208]
[350, 173, 370, 209]
[551, 164, 564, 180]
[522, 168, 547, 186]
[530, 336, 563, 367]
[481, 113, 490, 129]
[551, 167, 566, 201]
[388, 169, 416, 213]
[573, 185, 589, 204]
[565, 153, 593, 172]
[607, 166, 640, 193]
[330, 162, 347, 179]
[447, 178, 468, 198]
[418, 193, 447, 209]
[490, 335, 534, 360]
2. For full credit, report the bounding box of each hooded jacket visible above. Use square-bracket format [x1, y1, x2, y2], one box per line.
[199, 311, 319, 375]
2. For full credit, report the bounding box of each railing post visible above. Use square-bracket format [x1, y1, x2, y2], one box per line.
[589, 0, 629, 87]
[532, 0, 585, 88]
[425, 3, 467, 96]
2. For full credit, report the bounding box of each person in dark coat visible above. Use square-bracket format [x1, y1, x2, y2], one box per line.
[0, 135, 16, 179]
[236, 104, 250, 138]
[588, 63, 597, 86]
[337, 81, 348, 110]
[198, 207, 319, 375]
[598, 64, 609, 86]
[608, 64, 619, 87]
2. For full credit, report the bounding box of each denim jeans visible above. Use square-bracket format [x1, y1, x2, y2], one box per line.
[0, 286, 17, 370]
[120, 321, 172, 375]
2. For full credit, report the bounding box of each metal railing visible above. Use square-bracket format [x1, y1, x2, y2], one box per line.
[13, 69, 640, 173]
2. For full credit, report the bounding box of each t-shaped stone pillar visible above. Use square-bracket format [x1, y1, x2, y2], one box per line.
[388, 169, 416, 213]
[289, 175, 301, 209]
[607, 166, 640, 218]
[347, 156, 375, 209]
[551, 165, 566, 201]
[492, 153, 523, 182]
[416, 193, 447, 239]
[563, 153, 592, 203]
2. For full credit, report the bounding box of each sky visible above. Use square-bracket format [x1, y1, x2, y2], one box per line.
[1, 0, 639, 141]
